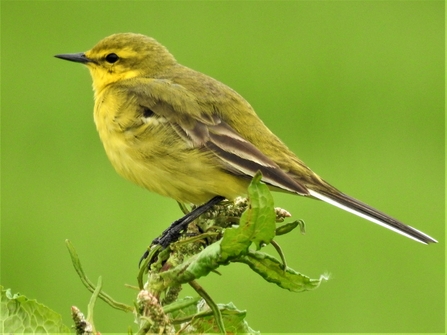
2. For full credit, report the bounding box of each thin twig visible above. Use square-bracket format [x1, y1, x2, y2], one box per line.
[189, 280, 225, 334]
[65, 240, 134, 312]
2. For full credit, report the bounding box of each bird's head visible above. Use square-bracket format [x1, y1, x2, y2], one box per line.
[55, 33, 177, 94]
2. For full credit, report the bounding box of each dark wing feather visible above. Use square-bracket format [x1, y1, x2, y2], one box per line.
[206, 122, 309, 195]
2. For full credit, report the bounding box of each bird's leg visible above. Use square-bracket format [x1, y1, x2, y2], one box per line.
[139, 196, 225, 265]
[154, 195, 225, 247]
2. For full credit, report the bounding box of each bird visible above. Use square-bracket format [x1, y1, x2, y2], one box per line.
[55, 33, 437, 247]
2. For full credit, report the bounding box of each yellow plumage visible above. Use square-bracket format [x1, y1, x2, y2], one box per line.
[55, 33, 436, 244]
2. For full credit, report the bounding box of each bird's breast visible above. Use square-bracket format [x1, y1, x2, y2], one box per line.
[92, 94, 248, 204]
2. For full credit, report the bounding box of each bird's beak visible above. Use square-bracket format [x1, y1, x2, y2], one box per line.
[54, 52, 94, 64]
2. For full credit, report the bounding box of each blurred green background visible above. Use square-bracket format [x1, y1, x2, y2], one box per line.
[2, 1, 444, 333]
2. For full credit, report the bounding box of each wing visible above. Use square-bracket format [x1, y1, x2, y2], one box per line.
[127, 78, 309, 196]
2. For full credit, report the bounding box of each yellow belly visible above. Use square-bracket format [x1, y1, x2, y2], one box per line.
[94, 99, 248, 204]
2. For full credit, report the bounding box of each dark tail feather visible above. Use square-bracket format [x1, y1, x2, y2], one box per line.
[308, 189, 437, 244]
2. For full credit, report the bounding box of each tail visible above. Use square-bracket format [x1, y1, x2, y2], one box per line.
[308, 189, 437, 244]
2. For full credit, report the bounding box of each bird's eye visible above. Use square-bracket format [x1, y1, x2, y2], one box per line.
[105, 53, 119, 63]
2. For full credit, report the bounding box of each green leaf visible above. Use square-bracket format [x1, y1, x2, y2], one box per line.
[236, 250, 328, 292]
[275, 219, 305, 236]
[221, 171, 276, 261]
[156, 242, 222, 290]
[0, 286, 71, 334]
[190, 301, 259, 334]
[164, 296, 201, 319]
[247, 172, 277, 249]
